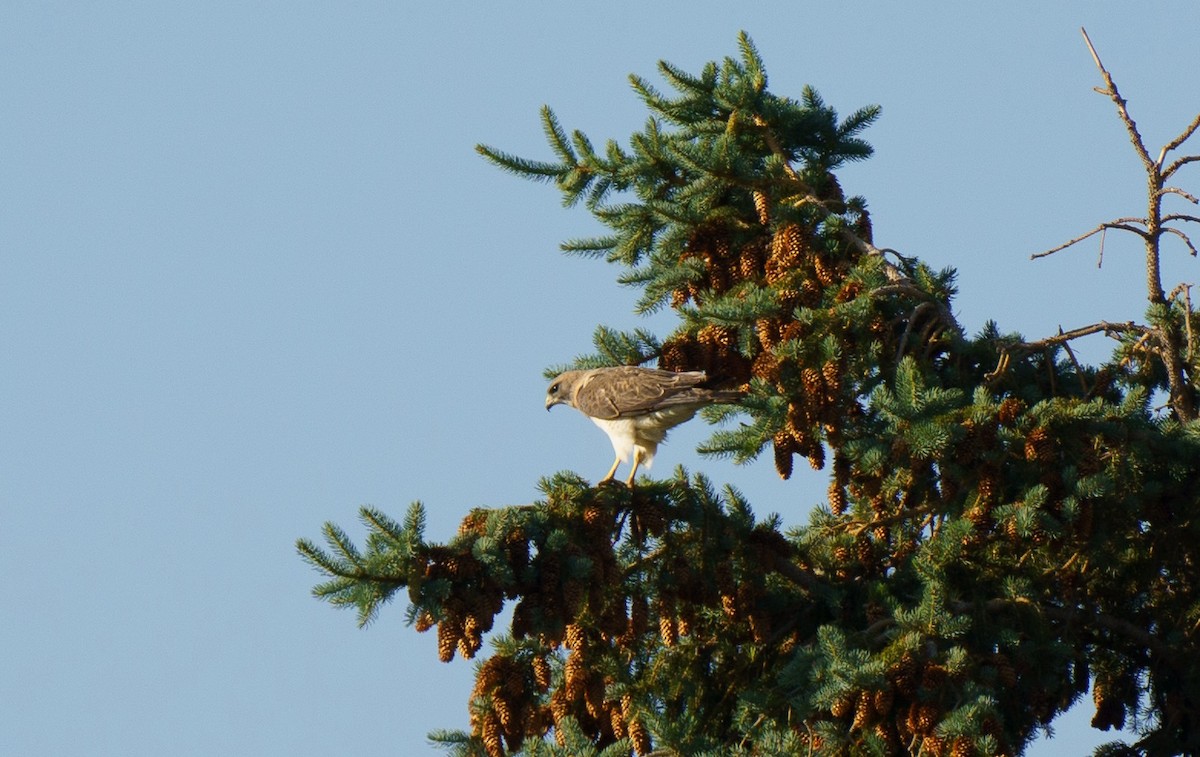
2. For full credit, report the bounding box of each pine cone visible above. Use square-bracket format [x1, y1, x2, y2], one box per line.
[807, 445, 825, 470]
[828, 480, 847, 516]
[801, 367, 825, 398]
[771, 224, 804, 266]
[658, 614, 678, 647]
[458, 632, 482, 660]
[414, 611, 435, 633]
[549, 688, 570, 732]
[813, 254, 837, 286]
[458, 509, 489, 536]
[459, 615, 483, 659]
[891, 655, 918, 696]
[821, 359, 842, 397]
[977, 468, 998, 503]
[609, 701, 627, 740]
[493, 695, 514, 730]
[756, 318, 781, 350]
[752, 190, 770, 225]
[565, 623, 585, 651]
[1092, 680, 1126, 730]
[773, 433, 794, 480]
[531, 656, 552, 692]
[921, 664, 948, 691]
[564, 652, 586, 700]
[916, 703, 939, 733]
[852, 690, 874, 730]
[830, 695, 853, 719]
[481, 712, 504, 757]
[997, 397, 1025, 425]
[628, 716, 651, 756]
[738, 243, 764, 281]
[706, 262, 730, 293]
[835, 280, 863, 302]
[872, 686, 895, 717]
[1024, 426, 1054, 462]
[437, 617, 461, 662]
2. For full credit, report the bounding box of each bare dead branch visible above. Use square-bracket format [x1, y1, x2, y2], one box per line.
[1031, 218, 1149, 260]
[1165, 154, 1200, 179]
[1163, 213, 1200, 225]
[1158, 110, 1200, 167]
[1081, 28, 1155, 173]
[1020, 320, 1145, 352]
[844, 500, 942, 537]
[895, 301, 938, 363]
[1163, 226, 1199, 257]
[1160, 187, 1199, 204]
[983, 351, 1012, 384]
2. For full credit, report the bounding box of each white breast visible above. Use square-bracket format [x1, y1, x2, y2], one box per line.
[590, 406, 700, 468]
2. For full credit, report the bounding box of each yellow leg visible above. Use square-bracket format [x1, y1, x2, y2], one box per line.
[599, 456, 621, 484]
[624, 449, 644, 487]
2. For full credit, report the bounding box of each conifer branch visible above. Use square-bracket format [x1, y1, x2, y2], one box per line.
[975, 598, 1175, 662]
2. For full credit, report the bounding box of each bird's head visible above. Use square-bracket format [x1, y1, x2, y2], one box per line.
[544, 370, 581, 411]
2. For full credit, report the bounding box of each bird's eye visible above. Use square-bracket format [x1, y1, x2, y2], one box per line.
[549, 383, 560, 394]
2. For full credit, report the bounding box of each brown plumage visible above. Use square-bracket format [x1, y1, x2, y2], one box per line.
[545, 366, 742, 485]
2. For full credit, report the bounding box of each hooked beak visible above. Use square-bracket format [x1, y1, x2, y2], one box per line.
[545, 396, 557, 411]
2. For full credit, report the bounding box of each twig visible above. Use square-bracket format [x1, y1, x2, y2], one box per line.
[1044, 348, 1057, 395]
[1168, 283, 1195, 359]
[1186, 286, 1194, 362]
[1118, 331, 1155, 369]
[1055, 326, 1088, 393]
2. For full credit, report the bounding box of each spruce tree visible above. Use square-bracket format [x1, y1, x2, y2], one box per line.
[298, 32, 1200, 756]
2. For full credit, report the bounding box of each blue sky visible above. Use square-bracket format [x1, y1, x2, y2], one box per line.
[3, 3, 1198, 754]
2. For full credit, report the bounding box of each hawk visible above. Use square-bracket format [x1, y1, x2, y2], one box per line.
[545, 366, 743, 486]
